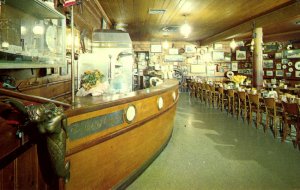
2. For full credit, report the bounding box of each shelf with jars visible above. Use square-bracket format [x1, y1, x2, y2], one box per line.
[0, 0, 66, 69]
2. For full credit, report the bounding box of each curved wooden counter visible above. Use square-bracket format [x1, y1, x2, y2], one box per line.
[0, 79, 178, 189]
[64, 79, 179, 189]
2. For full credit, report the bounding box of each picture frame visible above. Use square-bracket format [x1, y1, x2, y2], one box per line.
[286, 49, 300, 58]
[263, 60, 274, 68]
[169, 48, 178, 55]
[276, 70, 284, 77]
[185, 45, 196, 53]
[282, 59, 289, 64]
[286, 72, 292, 77]
[275, 52, 282, 59]
[214, 43, 223, 50]
[295, 71, 300, 78]
[164, 55, 185, 62]
[224, 52, 231, 61]
[231, 61, 238, 71]
[212, 51, 224, 61]
[276, 63, 281, 69]
[266, 70, 273, 77]
[263, 54, 269, 59]
[236, 50, 246, 60]
[190, 64, 206, 73]
[263, 44, 278, 53]
[150, 44, 162, 53]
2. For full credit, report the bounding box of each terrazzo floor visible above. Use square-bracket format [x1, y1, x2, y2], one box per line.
[127, 92, 300, 190]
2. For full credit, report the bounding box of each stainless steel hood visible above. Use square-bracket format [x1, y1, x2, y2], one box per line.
[92, 29, 132, 48]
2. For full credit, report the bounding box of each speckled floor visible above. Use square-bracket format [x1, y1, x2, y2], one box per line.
[127, 92, 300, 190]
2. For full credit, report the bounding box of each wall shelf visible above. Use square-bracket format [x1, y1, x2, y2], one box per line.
[0, 61, 61, 69]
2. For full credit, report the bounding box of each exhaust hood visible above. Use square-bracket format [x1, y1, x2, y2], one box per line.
[92, 29, 132, 48]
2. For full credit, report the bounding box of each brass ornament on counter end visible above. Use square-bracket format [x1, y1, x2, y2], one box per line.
[25, 102, 70, 182]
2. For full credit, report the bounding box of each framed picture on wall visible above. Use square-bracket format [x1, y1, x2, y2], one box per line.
[214, 43, 223, 50]
[265, 70, 273, 77]
[275, 53, 282, 59]
[286, 72, 292, 77]
[150, 44, 162, 53]
[295, 71, 300, 78]
[232, 61, 238, 71]
[276, 63, 281, 69]
[185, 45, 196, 53]
[236, 50, 246, 60]
[212, 51, 224, 61]
[263, 60, 274, 68]
[286, 49, 300, 58]
[276, 70, 284, 77]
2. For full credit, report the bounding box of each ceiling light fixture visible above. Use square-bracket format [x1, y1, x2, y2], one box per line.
[163, 40, 169, 49]
[180, 15, 191, 38]
[230, 39, 237, 50]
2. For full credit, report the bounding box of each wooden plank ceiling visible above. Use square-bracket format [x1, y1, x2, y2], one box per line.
[70, 0, 300, 44]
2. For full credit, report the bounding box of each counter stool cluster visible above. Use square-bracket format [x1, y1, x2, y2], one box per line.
[188, 81, 300, 150]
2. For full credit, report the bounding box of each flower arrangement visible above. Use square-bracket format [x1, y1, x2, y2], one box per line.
[231, 75, 247, 84]
[81, 70, 104, 90]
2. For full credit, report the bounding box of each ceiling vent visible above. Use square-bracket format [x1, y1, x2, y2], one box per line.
[148, 9, 166, 15]
[161, 26, 180, 32]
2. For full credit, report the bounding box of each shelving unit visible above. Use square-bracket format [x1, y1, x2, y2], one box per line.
[0, 0, 66, 69]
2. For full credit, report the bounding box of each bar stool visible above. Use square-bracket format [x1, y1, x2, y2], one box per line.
[237, 91, 248, 123]
[189, 82, 196, 98]
[281, 101, 300, 147]
[248, 93, 264, 128]
[227, 89, 236, 116]
[204, 84, 211, 106]
[264, 97, 283, 138]
[209, 84, 219, 108]
[218, 87, 228, 111]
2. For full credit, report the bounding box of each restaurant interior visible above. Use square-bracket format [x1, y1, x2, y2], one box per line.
[0, 0, 300, 189]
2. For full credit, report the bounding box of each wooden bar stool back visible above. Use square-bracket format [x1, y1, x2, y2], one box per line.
[209, 84, 218, 108]
[248, 93, 264, 128]
[237, 91, 248, 122]
[227, 89, 235, 116]
[218, 87, 228, 111]
[282, 101, 300, 147]
[264, 97, 282, 138]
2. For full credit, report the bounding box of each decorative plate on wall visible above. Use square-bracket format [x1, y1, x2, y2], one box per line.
[288, 62, 293, 66]
[282, 65, 287, 69]
[226, 71, 234, 78]
[288, 68, 294, 72]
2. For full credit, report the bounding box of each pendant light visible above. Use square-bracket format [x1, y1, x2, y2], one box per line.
[230, 39, 237, 50]
[180, 15, 191, 38]
[163, 40, 169, 49]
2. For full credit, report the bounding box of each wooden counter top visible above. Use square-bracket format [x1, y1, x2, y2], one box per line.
[65, 79, 178, 117]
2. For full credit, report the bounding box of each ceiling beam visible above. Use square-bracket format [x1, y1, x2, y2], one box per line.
[93, 0, 112, 28]
[200, 1, 300, 46]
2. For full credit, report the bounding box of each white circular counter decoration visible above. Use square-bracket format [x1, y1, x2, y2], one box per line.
[157, 97, 164, 110]
[125, 105, 136, 123]
[172, 91, 176, 101]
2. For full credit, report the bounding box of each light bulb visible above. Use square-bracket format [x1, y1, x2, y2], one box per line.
[230, 39, 237, 50]
[180, 23, 191, 38]
[163, 40, 169, 49]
